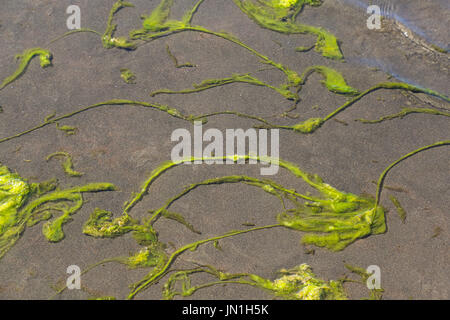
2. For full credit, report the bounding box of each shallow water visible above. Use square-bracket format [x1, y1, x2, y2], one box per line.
[331, 0, 449, 95]
[341, 0, 449, 49]
[0, 0, 448, 300]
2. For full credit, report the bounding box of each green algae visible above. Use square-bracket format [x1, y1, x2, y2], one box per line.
[120, 68, 136, 84]
[0, 163, 116, 258]
[129, 0, 305, 93]
[0, 48, 52, 91]
[46, 28, 102, 46]
[121, 155, 386, 252]
[82, 208, 139, 238]
[1, 0, 448, 301]
[150, 73, 297, 101]
[51, 139, 449, 299]
[166, 44, 196, 68]
[148, 64, 359, 109]
[128, 223, 281, 299]
[102, 1, 137, 50]
[301, 65, 360, 95]
[56, 123, 77, 135]
[81, 207, 168, 270]
[232, 0, 343, 60]
[163, 263, 348, 300]
[46, 152, 84, 177]
[374, 141, 450, 209]
[389, 195, 406, 223]
[0, 82, 446, 146]
[356, 107, 450, 124]
[344, 264, 384, 300]
[255, 82, 450, 134]
[0, 99, 193, 145]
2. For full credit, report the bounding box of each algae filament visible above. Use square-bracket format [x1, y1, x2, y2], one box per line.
[0, 48, 52, 91]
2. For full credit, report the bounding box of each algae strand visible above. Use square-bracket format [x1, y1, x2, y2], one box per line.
[0, 48, 52, 91]
[46, 152, 84, 177]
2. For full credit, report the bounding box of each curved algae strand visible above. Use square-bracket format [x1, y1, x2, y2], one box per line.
[42, 195, 82, 242]
[389, 195, 406, 223]
[261, 82, 450, 136]
[232, 0, 343, 60]
[0, 99, 192, 145]
[145, 174, 299, 228]
[324, 82, 450, 123]
[46, 28, 102, 47]
[356, 107, 450, 124]
[301, 65, 360, 95]
[374, 140, 450, 208]
[46, 151, 84, 177]
[181, 0, 206, 25]
[0, 48, 52, 91]
[150, 73, 297, 101]
[102, 1, 137, 50]
[165, 44, 196, 68]
[141, 0, 174, 32]
[163, 263, 348, 300]
[82, 208, 138, 238]
[127, 224, 281, 299]
[129, 0, 304, 91]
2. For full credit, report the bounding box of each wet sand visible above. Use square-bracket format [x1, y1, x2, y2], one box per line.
[0, 0, 448, 299]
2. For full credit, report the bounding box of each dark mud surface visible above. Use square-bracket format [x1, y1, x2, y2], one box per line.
[0, 0, 448, 299]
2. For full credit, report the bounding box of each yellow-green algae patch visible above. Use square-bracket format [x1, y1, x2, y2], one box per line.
[389, 195, 406, 223]
[163, 263, 347, 300]
[120, 68, 137, 84]
[0, 48, 52, 90]
[0, 163, 116, 257]
[56, 123, 77, 135]
[232, 0, 343, 60]
[46, 152, 84, 177]
[301, 65, 360, 95]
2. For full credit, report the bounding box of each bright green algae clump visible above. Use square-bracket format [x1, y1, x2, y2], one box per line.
[302, 66, 360, 95]
[0, 163, 116, 258]
[163, 263, 348, 300]
[232, 0, 343, 60]
[0, 48, 52, 90]
[82, 208, 168, 269]
[0, 165, 31, 252]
